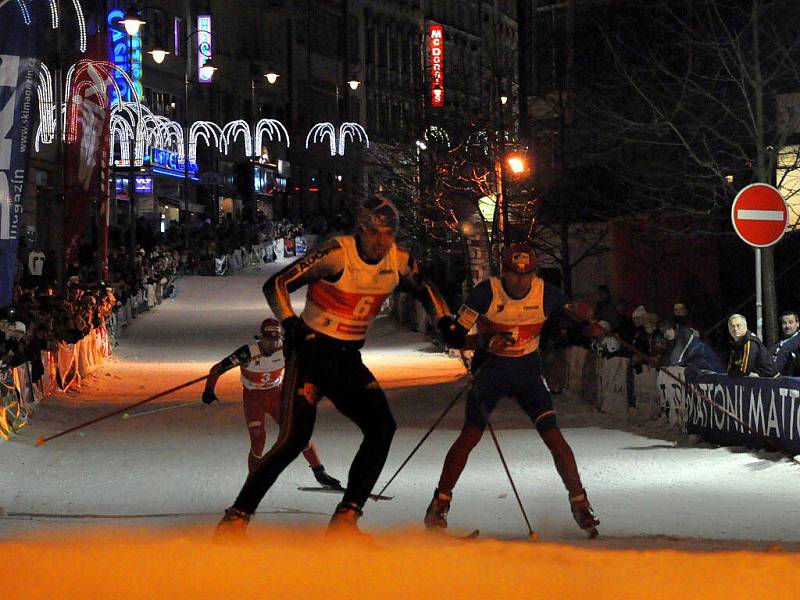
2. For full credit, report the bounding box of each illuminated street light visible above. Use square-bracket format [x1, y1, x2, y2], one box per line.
[200, 58, 218, 81]
[348, 78, 361, 91]
[148, 48, 169, 64]
[264, 71, 280, 84]
[121, 10, 145, 36]
[500, 95, 508, 105]
[506, 153, 527, 175]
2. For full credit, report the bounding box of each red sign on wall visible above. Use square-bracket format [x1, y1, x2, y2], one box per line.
[429, 24, 444, 107]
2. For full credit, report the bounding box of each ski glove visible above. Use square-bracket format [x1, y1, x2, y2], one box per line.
[437, 315, 467, 348]
[202, 390, 218, 404]
[282, 316, 313, 358]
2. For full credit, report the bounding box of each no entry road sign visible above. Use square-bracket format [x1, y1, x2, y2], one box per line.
[731, 183, 788, 247]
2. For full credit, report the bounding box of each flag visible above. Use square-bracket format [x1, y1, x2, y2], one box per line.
[0, 3, 40, 306]
[63, 34, 113, 271]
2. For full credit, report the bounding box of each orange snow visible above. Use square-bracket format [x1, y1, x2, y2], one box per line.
[5, 526, 799, 599]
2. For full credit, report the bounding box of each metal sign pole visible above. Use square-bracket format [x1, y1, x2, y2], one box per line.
[755, 247, 763, 340]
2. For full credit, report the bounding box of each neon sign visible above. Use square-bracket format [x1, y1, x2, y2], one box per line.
[197, 15, 213, 83]
[107, 8, 143, 103]
[150, 148, 199, 174]
[429, 24, 444, 107]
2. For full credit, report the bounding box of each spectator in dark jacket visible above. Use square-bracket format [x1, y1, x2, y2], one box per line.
[660, 319, 724, 372]
[726, 314, 776, 378]
[768, 310, 800, 376]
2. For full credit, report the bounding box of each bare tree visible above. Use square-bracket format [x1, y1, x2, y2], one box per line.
[583, 0, 800, 344]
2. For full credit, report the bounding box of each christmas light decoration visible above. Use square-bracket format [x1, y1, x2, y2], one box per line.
[189, 121, 224, 164]
[37, 63, 55, 144]
[338, 122, 369, 156]
[72, 0, 87, 53]
[15, 0, 31, 25]
[222, 120, 252, 157]
[48, 0, 58, 27]
[255, 119, 290, 152]
[305, 122, 337, 156]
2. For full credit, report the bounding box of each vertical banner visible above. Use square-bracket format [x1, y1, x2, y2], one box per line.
[0, 5, 39, 306]
[63, 35, 113, 270]
[429, 24, 444, 107]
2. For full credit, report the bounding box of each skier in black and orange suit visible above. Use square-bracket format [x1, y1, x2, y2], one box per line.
[203, 318, 341, 487]
[216, 196, 450, 537]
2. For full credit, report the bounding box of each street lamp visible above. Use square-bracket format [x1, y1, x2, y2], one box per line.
[200, 58, 218, 81]
[121, 10, 145, 36]
[494, 150, 530, 252]
[149, 25, 222, 245]
[148, 48, 168, 64]
[264, 70, 280, 85]
[506, 152, 527, 175]
[348, 78, 361, 91]
[500, 95, 508, 105]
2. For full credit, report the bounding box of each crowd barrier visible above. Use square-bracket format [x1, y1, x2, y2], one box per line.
[217, 236, 313, 276]
[558, 346, 800, 455]
[0, 322, 113, 441]
[0, 273, 178, 441]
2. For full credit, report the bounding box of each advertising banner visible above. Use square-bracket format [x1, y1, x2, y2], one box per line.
[64, 36, 114, 269]
[0, 5, 40, 306]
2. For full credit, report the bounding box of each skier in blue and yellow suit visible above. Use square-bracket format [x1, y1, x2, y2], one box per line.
[427, 242, 602, 536]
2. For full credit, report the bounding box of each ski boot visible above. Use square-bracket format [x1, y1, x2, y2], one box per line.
[312, 465, 342, 490]
[569, 490, 599, 538]
[214, 507, 251, 541]
[424, 488, 452, 529]
[326, 501, 372, 541]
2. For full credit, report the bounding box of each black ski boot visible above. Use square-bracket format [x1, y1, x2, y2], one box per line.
[570, 490, 599, 538]
[424, 488, 452, 529]
[327, 501, 372, 541]
[312, 465, 342, 490]
[214, 507, 251, 541]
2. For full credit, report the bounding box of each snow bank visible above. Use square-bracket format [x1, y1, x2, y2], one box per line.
[5, 527, 799, 599]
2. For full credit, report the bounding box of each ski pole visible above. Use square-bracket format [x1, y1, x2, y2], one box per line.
[121, 399, 201, 420]
[375, 376, 470, 499]
[605, 328, 800, 466]
[485, 419, 538, 541]
[35, 374, 209, 446]
[456, 351, 538, 541]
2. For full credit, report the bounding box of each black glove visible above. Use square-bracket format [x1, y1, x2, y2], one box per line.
[282, 316, 313, 357]
[437, 315, 465, 348]
[202, 389, 218, 405]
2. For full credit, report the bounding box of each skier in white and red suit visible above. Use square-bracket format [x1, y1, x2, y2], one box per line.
[216, 196, 450, 536]
[202, 318, 341, 487]
[426, 242, 602, 535]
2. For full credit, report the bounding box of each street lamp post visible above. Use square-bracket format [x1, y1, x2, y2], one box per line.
[148, 25, 219, 251]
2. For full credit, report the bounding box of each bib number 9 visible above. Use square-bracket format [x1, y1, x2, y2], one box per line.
[353, 296, 375, 319]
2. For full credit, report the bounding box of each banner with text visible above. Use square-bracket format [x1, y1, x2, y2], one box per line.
[0, 6, 40, 306]
[656, 368, 800, 455]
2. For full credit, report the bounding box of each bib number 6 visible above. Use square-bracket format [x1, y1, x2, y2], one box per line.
[353, 296, 375, 319]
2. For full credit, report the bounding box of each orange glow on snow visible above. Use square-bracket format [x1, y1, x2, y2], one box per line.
[4, 526, 799, 599]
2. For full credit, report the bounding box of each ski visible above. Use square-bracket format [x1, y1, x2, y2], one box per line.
[427, 528, 480, 540]
[297, 486, 394, 502]
[585, 527, 599, 539]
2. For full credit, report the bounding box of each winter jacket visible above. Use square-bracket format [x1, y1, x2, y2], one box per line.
[768, 331, 800, 376]
[727, 331, 776, 378]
